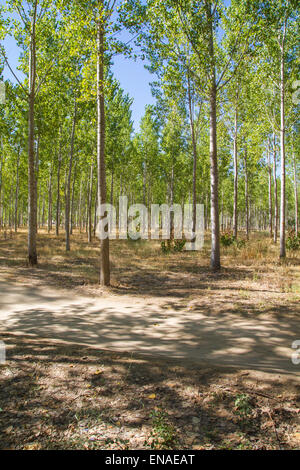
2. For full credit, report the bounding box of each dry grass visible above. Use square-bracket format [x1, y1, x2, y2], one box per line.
[0, 334, 299, 450]
[0, 228, 299, 311]
[0, 228, 300, 450]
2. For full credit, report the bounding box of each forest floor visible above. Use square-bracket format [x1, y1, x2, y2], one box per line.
[0, 229, 299, 450]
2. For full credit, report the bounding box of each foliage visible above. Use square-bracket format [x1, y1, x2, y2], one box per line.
[161, 239, 186, 254]
[220, 231, 236, 247]
[145, 408, 177, 450]
[286, 231, 300, 251]
[234, 394, 252, 418]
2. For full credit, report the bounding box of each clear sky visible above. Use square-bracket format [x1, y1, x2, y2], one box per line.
[111, 55, 155, 132]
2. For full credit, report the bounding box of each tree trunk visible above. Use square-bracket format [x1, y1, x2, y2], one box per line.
[94, 183, 98, 237]
[78, 176, 83, 233]
[170, 161, 174, 240]
[56, 130, 62, 236]
[70, 160, 77, 235]
[187, 70, 197, 245]
[293, 153, 298, 236]
[14, 148, 20, 233]
[88, 163, 94, 243]
[233, 105, 238, 239]
[110, 169, 114, 206]
[97, 9, 110, 285]
[206, 2, 220, 270]
[65, 99, 77, 251]
[273, 133, 278, 243]
[244, 146, 249, 240]
[0, 149, 4, 230]
[267, 143, 273, 238]
[279, 36, 286, 258]
[48, 163, 53, 233]
[28, 2, 38, 266]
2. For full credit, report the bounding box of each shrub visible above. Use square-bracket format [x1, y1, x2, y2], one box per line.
[220, 231, 247, 249]
[145, 408, 177, 449]
[234, 394, 252, 418]
[286, 231, 300, 251]
[161, 239, 186, 253]
[220, 230, 235, 247]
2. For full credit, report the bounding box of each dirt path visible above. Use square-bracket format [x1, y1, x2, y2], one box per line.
[1, 280, 299, 377]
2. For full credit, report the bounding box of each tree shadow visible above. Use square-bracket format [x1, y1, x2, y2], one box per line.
[0, 335, 299, 450]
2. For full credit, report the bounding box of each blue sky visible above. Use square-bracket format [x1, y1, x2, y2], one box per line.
[111, 55, 155, 132]
[1, 1, 155, 132]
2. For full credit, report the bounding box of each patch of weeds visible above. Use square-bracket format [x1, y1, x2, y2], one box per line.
[161, 239, 186, 254]
[212, 390, 227, 403]
[219, 443, 234, 450]
[74, 407, 103, 425]
[221, 231, 246, 249]
[234, 394, 252, 418]
[291, 284, 300, 294]
[286, 231, 300, 251]
[238, 290, 250, 299]
[145, 408, 177, 449]
[237, 439, 253, 450]
[221, 231, 236, 247]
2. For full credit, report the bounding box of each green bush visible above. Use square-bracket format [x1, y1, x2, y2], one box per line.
[220, 231, 247, 249]
[161, 239, 186, 253]
[220, 231, 235, 247]
[286, 231, 300, 251]
[145, 408, 177, 449]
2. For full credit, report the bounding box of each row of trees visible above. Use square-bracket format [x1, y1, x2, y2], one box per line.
[0, 0, 299, 285]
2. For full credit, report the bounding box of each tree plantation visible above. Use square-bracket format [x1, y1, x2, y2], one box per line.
[0, 0, 299, 453]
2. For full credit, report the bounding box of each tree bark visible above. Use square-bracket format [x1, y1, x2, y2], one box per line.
[273, 133, 278, 244]
[70, 160, 77, 235]
[48, 162, 53, 233]
[187, 70, 197, 245]
[88, 162, 94, 243]
[0, 148, 4, 230]
[28, 1, 38, 266]
[65, 99, 77, 251]
[14, 148, 20, 233]
[267, 143, 273, 238]
[78, 176, 83, 233]
[233, 105, 238, 239]
[97, 7, 110, 285]
[56, 130, 62, 236]
[279, 33, 286, 258]
[206, 2, 220, 270]
[244, 146, 249, 240]
[293, 153, 298, 236]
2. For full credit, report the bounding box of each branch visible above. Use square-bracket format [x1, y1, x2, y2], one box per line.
[216, 26, 244, 88]
[217, 39, 249, 92]
[175, 1, 206, 68]
[0, 47, 28, 96]
[15, 4, 29, 27]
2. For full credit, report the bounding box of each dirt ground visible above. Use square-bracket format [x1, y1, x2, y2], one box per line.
[0, 229, 299, 450]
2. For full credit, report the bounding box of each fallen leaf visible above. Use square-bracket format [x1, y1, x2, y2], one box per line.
[148, 393, 156, 399]
[24, 443, 42, 450]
